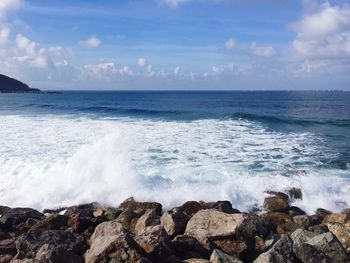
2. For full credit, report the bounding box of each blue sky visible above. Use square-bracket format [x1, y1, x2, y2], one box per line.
[0, 0, 350, 90]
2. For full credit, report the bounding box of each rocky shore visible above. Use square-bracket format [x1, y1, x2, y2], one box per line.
[0, 190, 349, 263]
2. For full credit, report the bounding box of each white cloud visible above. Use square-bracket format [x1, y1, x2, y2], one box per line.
[224, 38, 236, 50]
[159, 0, 188, 8]
[174, 65, 180, 76]
[250, 42, 276, 57]
[0, 0, 22, 19]
[137, 57, 147, 67]
[0, 27, 10, 46]
[79, 36, 101, 48]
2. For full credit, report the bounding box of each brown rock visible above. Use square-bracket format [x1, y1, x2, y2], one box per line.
[31, 214, 68, 231]
[0, 208, 44, 231]
[85, 219, 145, 263]
[171, 235, 210, 260]
[64, 203, 98, 218]
[183, 259, 209, 263]
[260, 212, 292, 231]
[315, 208, 331, 218]
[135, 209, 160, 235]
[276, 222, 301, 234]
[160, 207, 190, 237]
[327, 223, 350, 253]
[293, 215, 310, 227]
[116, 210, 139, 233]
[185, 210, 247, 249]
[119, 197, 162, 216]
[135, 225, 173, 261]
[200, 201, 240, 214]
[0, 238, 16, 256]
[263, 196, 289, 212]
[288, 187, 303, 200]
[322, 213, 349, 224]
[212, 239, 247, 257]
[180, 201, 204, 216]
[0, 254, 14, 263]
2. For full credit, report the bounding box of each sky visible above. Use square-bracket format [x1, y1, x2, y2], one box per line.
[0, 0, 350, 90]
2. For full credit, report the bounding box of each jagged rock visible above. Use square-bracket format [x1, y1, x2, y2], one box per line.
[210, 249, 243, 263]
[64, 203, 99, 218]
[137, 258, 153, 263]
[288, 188, 303, 200]
[0, 238, 16, 256]
[0, 208, 44, 231]
[161, 207, 190, 237]
[291, 228, 347, 263]
[104, 208, 123, 221]
[254, 236, 267, 254]
[322, 213, 348, 224]
[327, 223, 350, 253]
[253, 235, 295, 263]
[293, 215, 310, 227]
[260, 212, 292, 231]
[119, 197, 162, 216]
[85, 219, 145, 263]
[185, 210, 247, 249]
[200, 201, 240, 214]
[171, 235, 210, 260]
[263, 196, 289, 212]
[116, 210, 139, 233]
[0, 206, 11, 215]
[135, 209, 160, 235]
[212, 240, 247, 257]
[67, 216, 104, 235]
[35, 244, 83, 263]
[15, 230, 86, 260]
[135, 225, 173, 261]
[180, 201, 204, 216]
[315, 208, 331, 219]
[30, 214, 68, 231]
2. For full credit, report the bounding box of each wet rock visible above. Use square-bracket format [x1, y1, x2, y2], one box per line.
[15, 230, 86, 260]
[30, 214, 68, 231]
[288, 187, 302, 200]
[327, 223, 350, 253]
[253, 235, 295, 263]
[119, 197, 162, 216]
[210, 249, 243, 263]
[293, 215, 310, 228]
[260, 212, 292, 231]
[161, 207, 190, 237]
[85, 219, 145, 263]
[288, 206, 306, 217]
[135, 209, 160, 235]
[212, 239, 247, 257]
[64, 203, 98, 218]
[180, 201, 204, 216]
[171, 235, 210, 260]
[135, 225, 173, 261]
[291, 228, 347, 263]
[185, 210, 247, 249]
[0, 208, 44, 231]
[263, 196, 289, 212]
[315, 208, 331, 219]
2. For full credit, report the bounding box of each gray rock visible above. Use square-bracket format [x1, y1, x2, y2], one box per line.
[253, 235, 295, 263]
[85, 219, 145, 263]
[210, 249, 243, 263]
[0, 208, 44, 230]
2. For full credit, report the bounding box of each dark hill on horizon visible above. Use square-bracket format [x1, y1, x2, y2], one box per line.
[0, 74, 40, 93]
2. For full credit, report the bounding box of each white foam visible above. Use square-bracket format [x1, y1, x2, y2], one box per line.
[0, 115, 349, 213]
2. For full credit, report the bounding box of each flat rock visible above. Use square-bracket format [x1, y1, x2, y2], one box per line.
[85, 219, 145, 263]
[161, 207, 190, 237]
[185, 210, 247, 249]
[253, 235, 295, 263]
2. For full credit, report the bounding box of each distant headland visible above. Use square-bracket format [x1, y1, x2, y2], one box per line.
[0, 74, 40, 93]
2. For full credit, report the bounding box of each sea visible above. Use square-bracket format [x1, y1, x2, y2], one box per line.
[0, 90, 349, 214]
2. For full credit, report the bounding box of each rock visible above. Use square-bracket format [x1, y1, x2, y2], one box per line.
[276, 222, 301, 235]
[288, 187, 303, 200]
[65, 203, 99, 218]
[0, 238, 16, 256]
[183, 259, 210, 263]
[260, 212, 292, 231]
[293, 215, 310, 227]
[0, 254, 14, 263]
[322, 213, 348, 224]
[119, 197, 162, 216]
[104, 207, 123, 221]
[0, 208, 44, 230]
[308, 224, 329, 234]
[308, 214, 323, 226]
[15, 230, 86, 260]
[0, 206, 11, 216]
[288, 206, 306, 217]
[42, 207, 67, 215]
[135, 225, 173, 261]
[135, 209, 160, 235]
[327, 223, 350, 253]
[35, 244, 83, 263]
[116, 210, 139, 233]
[212, 240, 247, 257]
[30, 214, 68, 230]
[85, 219, 145, 263]
[185, 210, 247, 249]
[180, 201, 204, 216]
[254, 236, 267, 254]
[67, 216, 104, 235]
[171, 235, 210, 260]
[263, 196, 289, 212]
[315, 208, 331, 218]
[161, 207, 190, 237]
[210, 249, 243, 263]
[253, 235, 295, 263]
[291, 228, 348, 263]
[200, 201, 240, 214]
[137, 258, 153, 263]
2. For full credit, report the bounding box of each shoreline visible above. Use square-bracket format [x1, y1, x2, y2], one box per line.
[1, 190, 349, 262]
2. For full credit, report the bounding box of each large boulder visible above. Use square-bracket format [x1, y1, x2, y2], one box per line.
[85, 219, 145, 263]
[119, 197, 162, 216]
[134, 225, 173, 261]
[322, 213, 349, 224]
[14, 230, 86, 260]
[263, 196, 289, 212]
[291, 228, 348, 263]
[326, 223, 350, 253]
[161, 207, 190, 237]
[253, 235, 295, 263]
[0, 208, 44, 231]
[180, 201, 204, 216]
[185, 210, 247, 250]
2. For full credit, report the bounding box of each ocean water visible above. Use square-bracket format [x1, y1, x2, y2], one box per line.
[0, 91, 349, 213]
